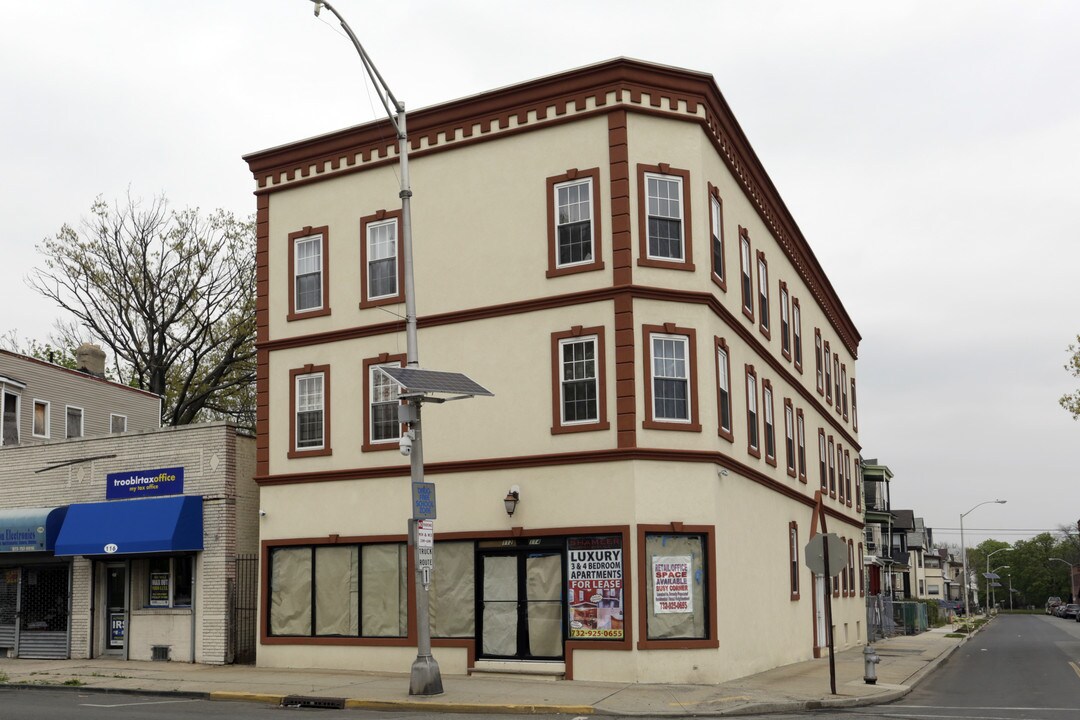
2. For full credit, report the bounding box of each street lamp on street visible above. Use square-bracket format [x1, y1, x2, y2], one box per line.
[989, 564, 1010, 612]
[961, 500, 1006, 619]
[985, 547, 1012, 613]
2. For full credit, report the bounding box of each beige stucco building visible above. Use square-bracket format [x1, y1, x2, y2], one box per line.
[244, 58, 864, 683]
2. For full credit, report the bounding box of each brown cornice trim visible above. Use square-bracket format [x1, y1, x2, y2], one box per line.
[254, 445, 863, 529]
[243, 59, 858, 357]
[257, 283, 858, 450]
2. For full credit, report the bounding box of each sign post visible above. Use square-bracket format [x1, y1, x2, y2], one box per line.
[805, 532, 848, 695]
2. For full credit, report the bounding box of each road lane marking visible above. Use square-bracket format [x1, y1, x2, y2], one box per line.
[1070, 660, 1080, 679]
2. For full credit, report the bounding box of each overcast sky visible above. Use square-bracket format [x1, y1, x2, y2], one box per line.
[3, 1, 1078, 547]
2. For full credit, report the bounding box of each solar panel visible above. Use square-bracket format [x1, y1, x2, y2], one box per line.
[378, 367, 493, 397]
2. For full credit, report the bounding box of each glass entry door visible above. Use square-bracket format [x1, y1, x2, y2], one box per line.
[105, 564, 126, 653]
[479, 549, 564, 660]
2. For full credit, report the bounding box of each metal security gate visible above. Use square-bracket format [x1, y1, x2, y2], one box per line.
[2, 565, 71, 659]
[232, 554, 257, 664]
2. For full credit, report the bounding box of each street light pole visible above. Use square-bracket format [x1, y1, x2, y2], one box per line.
[985, 547, 1012, 614]
[989, 564, 1010, 613]
[960, 500, 1006, 619]
[309, 0, 441, 696]
[1049, 558, 1077, 604]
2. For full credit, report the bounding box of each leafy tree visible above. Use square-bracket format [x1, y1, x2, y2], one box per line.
[0, 330, 80, 371]
[1062, 336, 1080, 419]
[28, 193, 256, 429]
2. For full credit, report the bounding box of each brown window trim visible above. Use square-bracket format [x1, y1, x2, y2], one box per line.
[789, 521, 800, 601]
[854, 457, 862, 511]
[851, 378, 859, 432]
[642, 323, 701, 432]
[848, 539, 855, 597]
[636, 523, 718, 650]
[762, 379, 777, 467]
[714, 336, 734, 443]
[287, 226, 331, 321]
[837, 442, 845, 504]
[814, 329, 824, 395]
[551, 325, 610, 434]
[844, 449, 853, 508]
[823, 340, 832, 405]
[792, 297, 803, 373]
[828, 435, 836, 499]
[707, 182, 726, 292]
[359, 209, 405, 308]
[739, 227, 755, 323]
[796, 408, 808, 484]
[779, 282, 791, 361]
[745, 364, 761, 458]
[636, 163, 695, 271]
[833, 354, 841, 414]
[841, 364, 849, 421]
[783, 398, 797, 478]
[288, 364, 332, 459]
[362, 353, 406, 453]
[858, 542, 865, 597]
[546, 167, 605, 278]
[817, 427, 827, 491]
[757, 251, 771, 341]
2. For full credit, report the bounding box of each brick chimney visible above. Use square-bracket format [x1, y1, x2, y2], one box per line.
[75, 342, 107, 377]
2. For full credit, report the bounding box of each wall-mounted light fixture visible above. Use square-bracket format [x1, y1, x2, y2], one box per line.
[504, 485, 520, 516]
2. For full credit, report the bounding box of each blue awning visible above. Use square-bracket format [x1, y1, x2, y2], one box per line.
[54, 496, 203, 557]
[0, 506, 68, 553]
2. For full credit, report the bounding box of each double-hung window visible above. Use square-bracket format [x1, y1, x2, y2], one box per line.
[746, 367, 759, 457]
[363, 356, 406, 451]
[828, 436, 836, 496]
[796, 409, 807, 482]
[824, 341, 832, 404]
[645, 173, 684, 261]
[851, 379, 859, 431]
[815, 330, 824, 394]
[709, 185, 725, 289]
[110, 414, 127, 433]
[841, 365, 849, 420]
[763, 381, 776, 465]
[290, 230, 327, 317]
[844, 449, 853, 505]
[295, 372, 325, 451]
[837, 442, 845, 503]
[651, 334, 690, 422]
[789, 522, 800, 600]
[834, 355, 841, 412]
[560, 336, 599, 425]
[715, 339, 733, 440]
[780, 283, 791, 359]
[792, 298, 803, 371]
[361, 212, 404, 306]
[757, 253, 770, 337]
[818, 429, 827, 490]
[2, 390, 19, 446]
[740, 229, 754, 320]
[784, 400, 796, 477]
[556, 179, 593, 267]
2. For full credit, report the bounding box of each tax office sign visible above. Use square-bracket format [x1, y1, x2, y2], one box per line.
[106, 467, 184, 500]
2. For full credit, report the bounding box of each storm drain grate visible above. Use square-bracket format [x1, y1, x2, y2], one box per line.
[281, 696, 346, 709]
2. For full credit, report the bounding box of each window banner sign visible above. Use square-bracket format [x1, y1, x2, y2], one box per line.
[652, 555, 692, 614]
[149, 572, 170, 607]
[567, 536, 624, 639]
[106, 467, 184, 500]
[109, 613, 125, 648]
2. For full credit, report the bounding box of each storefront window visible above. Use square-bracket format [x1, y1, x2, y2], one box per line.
[268, 543, 407, 638]
[645, 533, 707, 640]
[142, 556, 193, 608]
[430, 541, 474, 638]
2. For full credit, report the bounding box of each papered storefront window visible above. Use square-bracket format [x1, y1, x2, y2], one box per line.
[645, 533, 707, 640]
[429, 541, 475, 638]
[268, 543, 407, 637]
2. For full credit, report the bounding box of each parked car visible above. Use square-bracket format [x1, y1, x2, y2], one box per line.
[1047, 596, 1063, 614]
[1063, 604, 1080, 620]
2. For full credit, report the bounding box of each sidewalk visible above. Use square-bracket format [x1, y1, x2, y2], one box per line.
[0, 626, 970, 716]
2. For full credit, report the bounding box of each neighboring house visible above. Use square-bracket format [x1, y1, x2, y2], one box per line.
[243, 58, 864, 684]
[0, 349, 259, 663]
[861, 458, 896, 597]
[891, 510, 915, 599]
[923, 548, 945, 600]
[0, 345, 160, 445]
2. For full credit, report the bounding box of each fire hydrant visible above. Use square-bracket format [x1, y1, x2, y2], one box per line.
[863, 644, 881, 684]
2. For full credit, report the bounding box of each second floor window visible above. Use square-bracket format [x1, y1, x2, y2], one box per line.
[2, 391, 19, 445]
[66, 405, 83, 439]
[717, 342, 732, 437]
[646, 174, 684, 261]
[763, 382, 775, 463]
[746, 369, 759, 455]
[295, 373, 325, 450]
[784, 402, 796, 475]
[560, 337, 599, 424]
[757, 254, 770, 336]
[710, 193, 724, 285]
[370, 364, 402, 444]
[651, 335, 689, 421]
[780, 284, 790, 358]
[796, 410, 807, 481]
[33, 399, 49, 438]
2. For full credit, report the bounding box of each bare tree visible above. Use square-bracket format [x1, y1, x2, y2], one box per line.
[28, 193, 256, 429]
[1062, 335, 1080, 420]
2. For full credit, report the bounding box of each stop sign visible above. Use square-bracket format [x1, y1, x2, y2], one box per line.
[804, 532, 849, 577]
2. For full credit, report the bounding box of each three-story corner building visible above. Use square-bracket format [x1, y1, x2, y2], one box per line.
[244, 58, 864, 684]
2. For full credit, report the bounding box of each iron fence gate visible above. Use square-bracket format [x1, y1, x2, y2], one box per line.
[232, 554, 257, 664]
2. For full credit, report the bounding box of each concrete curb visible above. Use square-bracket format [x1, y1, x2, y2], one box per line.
[344, 699, 596, 714]
[209, 691, 286, 705]
[0, 683, 209, 701]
